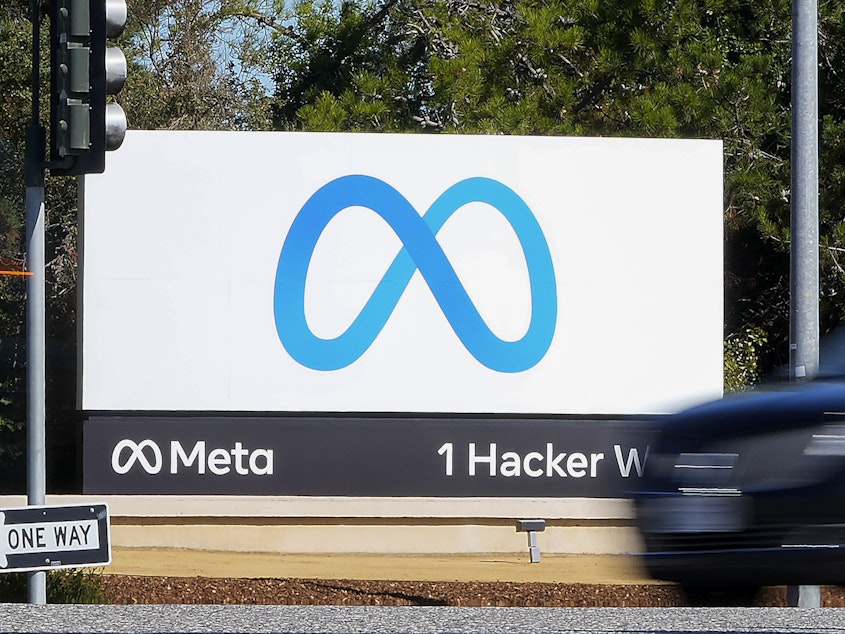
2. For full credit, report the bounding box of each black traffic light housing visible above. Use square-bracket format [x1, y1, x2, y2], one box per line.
[49, 0, 128, 176]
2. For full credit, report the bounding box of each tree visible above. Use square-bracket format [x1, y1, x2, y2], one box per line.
[121, 0, 275, 130]
[0, 1, 91, 491]
[3, 0, 845, 493]
[270, 0, 845, 384]
[270, 0, 434, 131]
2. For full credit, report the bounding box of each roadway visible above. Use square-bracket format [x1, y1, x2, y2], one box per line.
[1, 604, 843, 633]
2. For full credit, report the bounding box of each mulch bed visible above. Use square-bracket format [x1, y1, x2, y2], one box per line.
[100, 576, 845, 607]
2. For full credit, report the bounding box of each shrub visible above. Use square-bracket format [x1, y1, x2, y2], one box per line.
[0, 568, 107, 604]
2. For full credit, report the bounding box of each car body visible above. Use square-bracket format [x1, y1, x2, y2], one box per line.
[634, 377, 845, 590]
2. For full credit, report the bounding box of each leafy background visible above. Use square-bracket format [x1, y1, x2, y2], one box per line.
[1, 0, 843, 491]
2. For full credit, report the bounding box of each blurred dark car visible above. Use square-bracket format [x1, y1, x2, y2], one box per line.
[635, 339, 845, 594]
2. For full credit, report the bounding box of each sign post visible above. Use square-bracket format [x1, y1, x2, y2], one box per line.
[0, 504, 111, 574]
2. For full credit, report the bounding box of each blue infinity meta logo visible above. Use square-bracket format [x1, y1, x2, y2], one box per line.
[273, 175, 557, 373]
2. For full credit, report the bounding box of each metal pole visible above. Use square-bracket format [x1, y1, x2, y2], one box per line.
[24, 178, 46, 605]
[26, 0, 47, 606]
[788, 0, 820, 608]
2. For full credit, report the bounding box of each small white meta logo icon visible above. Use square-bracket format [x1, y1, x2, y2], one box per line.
[111, 439, 274, 476]
[111, 439, 161, 474]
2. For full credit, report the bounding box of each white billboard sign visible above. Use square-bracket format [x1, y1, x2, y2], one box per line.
[81, 131, 723, 414]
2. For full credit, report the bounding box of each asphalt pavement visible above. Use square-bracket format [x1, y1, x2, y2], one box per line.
[1, 605, 843, 633]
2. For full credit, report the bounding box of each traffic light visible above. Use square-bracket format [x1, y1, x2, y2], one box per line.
[50, 0, 128, 176]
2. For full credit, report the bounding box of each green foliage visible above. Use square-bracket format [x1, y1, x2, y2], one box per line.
[0, 568, 108, 604]
[121, 0, 275, 130]
[0, 6, 35, 486]
[724, 326, 768, 391]
[271, 0, 435, 131]
[269, 0, 845, 383]
[2, 0, 845, 459]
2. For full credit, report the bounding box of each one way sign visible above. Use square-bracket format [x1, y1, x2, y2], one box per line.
[0, 504, 110, 573]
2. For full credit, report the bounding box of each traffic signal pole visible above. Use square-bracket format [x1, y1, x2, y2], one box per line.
[25, 0, 47, 605]
[24, 137, 47, 606]
[25, 1, 127, 603]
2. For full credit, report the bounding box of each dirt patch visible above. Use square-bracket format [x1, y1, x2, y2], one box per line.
[100, 576, 845, 607]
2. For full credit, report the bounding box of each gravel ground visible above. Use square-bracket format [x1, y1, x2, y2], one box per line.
[98, 576, 845, 607]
